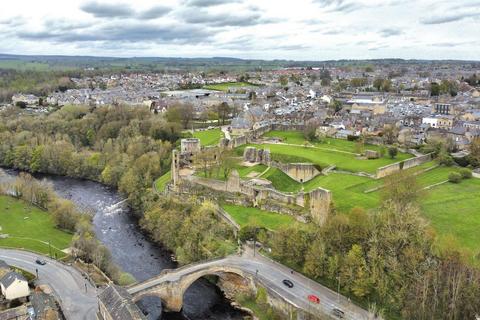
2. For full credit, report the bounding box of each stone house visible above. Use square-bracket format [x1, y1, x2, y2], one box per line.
[0, 272, 29, 300]
[98, 285, 146, 320]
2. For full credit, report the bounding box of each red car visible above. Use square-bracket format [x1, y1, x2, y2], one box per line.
[308, 294, 320, 304]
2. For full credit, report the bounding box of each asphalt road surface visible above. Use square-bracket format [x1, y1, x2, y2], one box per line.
[0, 249, 97, 320]
[130, 247, 377, 320]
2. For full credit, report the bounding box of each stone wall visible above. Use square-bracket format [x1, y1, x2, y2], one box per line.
[308, 188, 332, 225]
[273, 162, 321, 183]
[376, 153, 433, 178]
[243, 146, 271, 164]
[180, 138, 201, 155]
[402, 153, 433, 170]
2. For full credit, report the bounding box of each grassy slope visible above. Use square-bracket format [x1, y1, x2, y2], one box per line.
[222, 204, 297, 231]
[0, 195, 72, 257]
[155, 171, 171, 192]
[193, 128, 224, 146]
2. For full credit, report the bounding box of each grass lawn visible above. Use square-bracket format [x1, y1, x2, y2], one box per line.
[241, 143, 411, 174]
[192, 128, 224, 146]
[155, 171, 171, 192]
[0, 195, 72, 257]
[263, 130, 402, 154]
[236, 164, 268, 178]
[421, 178, 480, 253]
[222, 204, 297, 231]
[203, 82, 257, 91]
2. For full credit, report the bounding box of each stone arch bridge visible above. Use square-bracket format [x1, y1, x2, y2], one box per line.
[123, 253, 374, 320]
[126, 256, 255, 312]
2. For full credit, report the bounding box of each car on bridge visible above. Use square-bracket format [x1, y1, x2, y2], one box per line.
[282, 279, 294, 288]
[308, 294, 320, 304]
[332, 308, 345, 318]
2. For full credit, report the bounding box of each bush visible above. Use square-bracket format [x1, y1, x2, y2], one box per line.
[388, 147, 398, 159]
[438, 152, 454, 166]
[459, 168, 472, 179]
[117, 272, 136, 286]
[448, 172, 462, 183]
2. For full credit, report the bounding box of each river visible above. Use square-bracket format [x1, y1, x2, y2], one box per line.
[0, 169, 247, 320]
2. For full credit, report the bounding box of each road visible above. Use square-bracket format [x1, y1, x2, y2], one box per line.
[0, 249, 97, 320]
[129, 248, 376, 320]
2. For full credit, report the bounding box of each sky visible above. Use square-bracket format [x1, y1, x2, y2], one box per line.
[0, 0, 479, 61]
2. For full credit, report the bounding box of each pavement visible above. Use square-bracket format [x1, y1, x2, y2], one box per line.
[0, 249, 98, 320]
[130, 247, 377, 320]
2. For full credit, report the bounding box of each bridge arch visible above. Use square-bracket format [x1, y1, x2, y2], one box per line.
[129, 264, 255, 312]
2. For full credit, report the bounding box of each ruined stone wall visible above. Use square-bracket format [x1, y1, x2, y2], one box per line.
[180, 138, 201, 154]
[243, 146, 271, 164]
[376, 162, 402, 179]
[376, 153, 433, 178]
[226, 170, 241, 193]
[402, 153, 433, 170]
[271, 123, 305, 132]
[308, 188, 332, 226]
[272, 162, 321, 183]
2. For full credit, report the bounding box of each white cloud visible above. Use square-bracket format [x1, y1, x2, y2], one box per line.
[0, 0, 478, 60]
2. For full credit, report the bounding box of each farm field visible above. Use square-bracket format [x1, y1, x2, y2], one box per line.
[203, 82, 257, 91]
[222, 204, 298, 231]
[0, 195, 72, 257]
[192, 128, 224, 146]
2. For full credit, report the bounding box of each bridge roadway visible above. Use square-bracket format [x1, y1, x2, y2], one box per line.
[128, 247, 376, 320]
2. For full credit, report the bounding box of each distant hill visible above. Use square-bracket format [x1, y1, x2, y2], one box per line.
[0, 53, 478, 72]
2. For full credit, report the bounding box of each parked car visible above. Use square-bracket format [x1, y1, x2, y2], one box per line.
[308, 294, 320, 304]
[332, 308, 345, 318]
[35, 258, 46, 265]
[282, 279, 294, 288]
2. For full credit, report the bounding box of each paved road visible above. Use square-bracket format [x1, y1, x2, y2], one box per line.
[0, 249, 97, 320]
[129, 248, 377, 320]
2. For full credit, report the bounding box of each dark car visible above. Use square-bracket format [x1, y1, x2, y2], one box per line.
[282, 279, 294, 288]
[332, 308, 345, 318]
[35, 258, 46, 265]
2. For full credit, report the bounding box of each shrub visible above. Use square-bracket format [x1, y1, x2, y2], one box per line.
[388, 147, 398, 159]
[438, 152, 454, 166]
[448, 172, 462, 183]
[459, 168, 472, 179]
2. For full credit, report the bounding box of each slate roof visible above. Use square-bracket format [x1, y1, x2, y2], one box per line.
[99, 285, 147, 320]
[0, 272, 26, 288]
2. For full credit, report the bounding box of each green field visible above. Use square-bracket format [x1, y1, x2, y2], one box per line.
[203, 82, 257, 91]
[241, 143, 411, 174]
[192, 128, 224, 146]
[155, 171, 171, 192]
[264, 130, 394, 153]
[222, 204, 297, 231]
[0, 196, 72, 257]
[421, 178, 480, 252]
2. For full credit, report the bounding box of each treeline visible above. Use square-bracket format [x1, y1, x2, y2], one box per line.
[0, 104, 180, 212]
[2, 173, 133, 284]
[0, 69, 78, 102]
[140, 197, 237, 265]
[249, 171, 480, 319]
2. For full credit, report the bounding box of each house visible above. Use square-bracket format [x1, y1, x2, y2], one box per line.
[347, 95, 386, 115]
[98, 284, 146, 320]
[0, 272, 29, 300]
[11, 94, 39, 106]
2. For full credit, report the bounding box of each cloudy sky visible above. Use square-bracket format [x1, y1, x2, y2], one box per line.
[0, 0, 479, 60]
